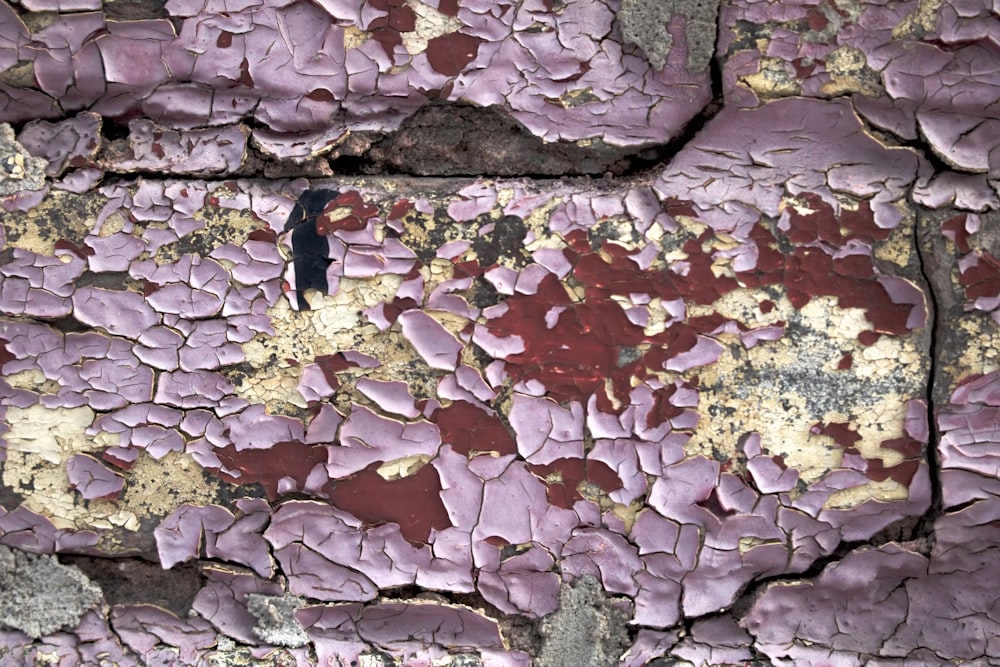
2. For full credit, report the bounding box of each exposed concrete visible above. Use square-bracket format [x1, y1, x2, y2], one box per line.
[536, 576, 631, 667]
[0, 546, 103, 638]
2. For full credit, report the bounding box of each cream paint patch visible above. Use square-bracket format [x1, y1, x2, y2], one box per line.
[4, 406, 223, 537]
[377, 454, 432, 480]
[2, 190, 101, 254]
[3, 405, 139, 531]
[892, 0, 945, 38]
[111, 451, 221, 532]
[4, 369, 60, 395]
[238, 274, 403, 409]
[343, 26, 369, 50]
[821, 45, 883, 97]
[401, 0, 463, 54]
[740, 57, 802, 98]
[688, 292, 921, 502]
[873, 211, 918, 268]
[955, 317, 1000, 381]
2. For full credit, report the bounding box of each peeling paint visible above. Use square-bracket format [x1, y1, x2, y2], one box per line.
[0, 0, 997, 662]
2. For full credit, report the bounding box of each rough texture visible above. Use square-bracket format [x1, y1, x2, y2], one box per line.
[619, 0, 721, 71]
[246, 593, 309, 648]
[536, 576, 630, 667]
[0, 124, 45, 196]
[0, 545, 103, 638]
[0, 0, 998, 664]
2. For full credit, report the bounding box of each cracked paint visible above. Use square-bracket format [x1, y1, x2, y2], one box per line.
[0, 0, 997, 664]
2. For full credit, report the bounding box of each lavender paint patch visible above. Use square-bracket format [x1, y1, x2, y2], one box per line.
[0, 161, 937, 661]
[720, 0, 999, 207]
[0, 0, 716, 159]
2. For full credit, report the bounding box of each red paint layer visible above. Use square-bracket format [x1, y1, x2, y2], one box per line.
[426, 32, 483, 76]
[528, 458, 623, 509]
[330, 461, 451, 544]
[213, 440, 329, 500]
[431, 401, 517, 457]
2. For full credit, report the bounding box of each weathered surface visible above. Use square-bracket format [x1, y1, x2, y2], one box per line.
[0, 0, 997, 664]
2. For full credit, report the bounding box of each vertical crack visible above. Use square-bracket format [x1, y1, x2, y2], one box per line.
[912, 208, 943, 543]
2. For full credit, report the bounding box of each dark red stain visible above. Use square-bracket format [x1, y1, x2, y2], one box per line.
[759, 299, 775, 313]
[838, 201, 891, 242]
[247, 228, 278, 244]
[881, 435, 923, 458]
[381, 297, 420, 325]
[330, 461, 451, 544]
[239, 57, 254, 88]
[696, 487, 736, 519]
[688, 312, 727, 333]
[484, 231, 736, 404]
[742, 224, 785, 285]
[371, 27, 404, 58]
[828, 432, 921, 484]
[837, 352, 853, 370]
[57, 239, 95, 259]
[527, 458, 622, 510]
[314, 352, 367, 389]
[306, 89, 336, 103]
[791, 57, 816, 78]
[368, 0, 417, 60]
[942, 213, 971, 253]
[430, 401, 517, 456]
[315, 190, 379, 236]
[805, 7, 829, 31]
[865, 458, 919, 485]
[857, 330, 880, 346]
[485, 272, 631, 402]
[451, 259, 482, 279]
[960, 251, 1000, 302]
[216, 30, 233, 48]
[662, 197, 698, 218]
[376, 0, 417, 31]
[437, 0, 460, 16]
[388, 199, 414, 221]
[643, 382, 686, 428]
[785, 195, 890, 247]
[317, 214, 364, 235]
[213, 440, 329, 500]
[812, 422, 862, 451]
[0, 337, 14, 369]
[426, 32, 483, 76]
[741, 198, 914, 341]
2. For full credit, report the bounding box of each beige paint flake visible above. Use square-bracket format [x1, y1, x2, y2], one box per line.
[401, 0, 463, 54]
[377, 454, 433, 480]
[688, 292, 922, 502]
[3, 405, 139, 531]
[239, 275, 403, 409]
[3, 405, 223, 539]
[740, 57, 801, 98]
[1, 190, 100, 254]
[5, 369, 60, 395]
[821, 46, 883, 97]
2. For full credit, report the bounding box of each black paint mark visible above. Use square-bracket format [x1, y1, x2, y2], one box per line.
[284, 188, 339, 310]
